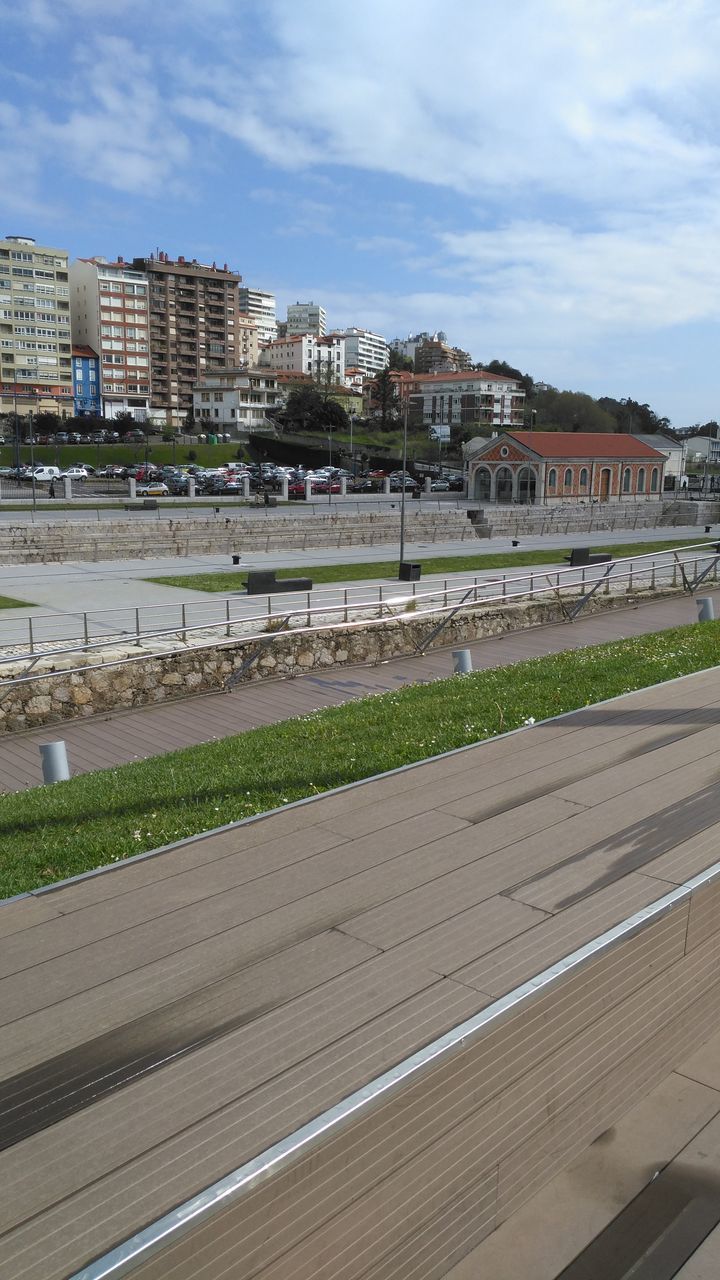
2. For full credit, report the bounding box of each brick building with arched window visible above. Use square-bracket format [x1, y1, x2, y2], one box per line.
[465, 431, 667, 505]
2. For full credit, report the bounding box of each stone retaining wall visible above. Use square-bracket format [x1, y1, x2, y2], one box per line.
[0, 511, 475, 564]
[470, 499, 720, 538]
[0, 587, 679, 734]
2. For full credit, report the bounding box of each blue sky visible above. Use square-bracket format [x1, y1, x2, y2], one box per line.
[1, 0, 719, 426]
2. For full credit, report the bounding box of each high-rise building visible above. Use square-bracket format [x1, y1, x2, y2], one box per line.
[333, 327, 388, 376]
[237, 287, 277, 345]
[0, 235, 73, 418]
[70, 257, 151, 421]
[131, 252, 243, 426]
[286, 301, 326, 337]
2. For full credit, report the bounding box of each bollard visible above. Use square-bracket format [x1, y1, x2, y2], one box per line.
[63, 475, 72, 500]
[241, 475, 250, 500]
[452, 649, 473, 675]
[424, 477, 432, 494]
[187, 477, 196, 500]
[304, 477, 313, 501]
[281, 474, 289, 501]
[697, 597, 715, 622]
[383, 477, 391, 495]
[128, 477, 137, 500]
[40, 741, 70, 784]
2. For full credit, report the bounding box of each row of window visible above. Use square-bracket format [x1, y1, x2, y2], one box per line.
[547, 466, 660, 494]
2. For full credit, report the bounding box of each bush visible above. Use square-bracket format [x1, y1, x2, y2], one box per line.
[186, 449, 197, 462]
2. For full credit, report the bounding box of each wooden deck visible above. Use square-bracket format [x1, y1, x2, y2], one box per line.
[0, 588, 715, 793]
[2, 662, 720, 1277]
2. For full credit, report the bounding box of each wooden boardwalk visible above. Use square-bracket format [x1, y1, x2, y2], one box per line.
[2, 662, 720, 1277]
[0, 588, 716, 793]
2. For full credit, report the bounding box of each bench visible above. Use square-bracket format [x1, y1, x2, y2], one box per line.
[245, 570, 313, 595]
[124, 500, 159, 511]
[564, 547, 613, 567]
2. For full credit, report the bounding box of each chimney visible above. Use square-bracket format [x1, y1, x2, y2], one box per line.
[117, 255, 124, 263]
[178, 255, 185, 264]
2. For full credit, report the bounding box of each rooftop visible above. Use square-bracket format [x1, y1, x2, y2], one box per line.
[509, 430, 667, 459]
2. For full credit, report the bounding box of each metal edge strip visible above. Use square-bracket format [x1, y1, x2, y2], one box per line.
[71, 858, 720, 1279]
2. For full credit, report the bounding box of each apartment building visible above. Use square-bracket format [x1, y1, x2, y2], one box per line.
[414, 336, 472, 374]
[237, 287, 277, 345]
[130, 252, 243, 426]
[286, 301, 326, 336]
[0, 235, 73, 418]
[414, 370, 525, 432]
[334, 327, 388, 375]
[258, 332, 345, 381]
[71, 345, 101, 417]
[237, 313, 258, 366]
[192, 367, 279, 431]
[70, 257, 151, 420]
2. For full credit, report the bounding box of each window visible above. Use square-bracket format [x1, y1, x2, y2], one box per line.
[564, 468, 572, 488]
[637, 467, 646, 493]
[623, 467, 631, 493]
[579, 467, 588, 487]
[651, 467, 659, 493]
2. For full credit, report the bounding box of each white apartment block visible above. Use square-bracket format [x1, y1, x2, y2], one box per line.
[70, 257, 151, 420]
[237, 287, 277, 345]
[335, 327, 388, 375]
[0, 235, 73, 418]
[236, 313, 258, 366]
[286, 301, 326, 336]
[192, 367, 279, 431]
[258, 333, 345, 381]
[414, 370, 525, 431]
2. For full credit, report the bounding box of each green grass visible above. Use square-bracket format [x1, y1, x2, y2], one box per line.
[0, 442, 250, 470]
[0, 595, 29, 609]
[146, 538, 706, 592]
[1, 621, 717, 899]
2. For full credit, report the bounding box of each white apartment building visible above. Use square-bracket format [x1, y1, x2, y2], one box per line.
[192, 367, 279, 432]
[414, 370, 525, 431]
[70, 257, 151, 420]
[334, 327, 388, 375]
[0, 235, 73, 418]
[286, 301, 326, 336]
[237, 287, 277, 344]
[236, 313, 258, 366]
[258, 332, 345, 381]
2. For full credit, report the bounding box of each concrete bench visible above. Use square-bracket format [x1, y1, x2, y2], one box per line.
[124, 500, 159, 511]
[245, 570, 313, 595]
[564, 547, 613, 567]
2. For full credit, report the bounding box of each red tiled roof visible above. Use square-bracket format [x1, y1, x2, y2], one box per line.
[71, 345, 98, 358]
[509, 431, 667, 459]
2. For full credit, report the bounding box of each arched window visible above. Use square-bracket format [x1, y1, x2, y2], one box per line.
[638, 467, 646, 493]
[474, 467, 491, 501]
[651, 467, 659, 492]
[579, 467, 588, 487]
[564, 468, 573, 488]
[496, 466, 513, 503]
[517, 466, 537, 504]
[548, 468, 557, 488]
[623, 467, 631, 493]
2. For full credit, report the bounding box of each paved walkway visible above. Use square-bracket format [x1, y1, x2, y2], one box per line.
[1, 587, 717, 793]
[3, 665, 720, 1278]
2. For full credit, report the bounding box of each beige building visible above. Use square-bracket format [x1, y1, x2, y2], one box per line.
[70, 257, 151, 421]
[0, 235, 73, 418]
[132, 252, 243, 427]
[236, 313, 258, 367]
[192, 367, 280, 433]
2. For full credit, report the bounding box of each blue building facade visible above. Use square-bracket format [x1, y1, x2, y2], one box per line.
[72, 345, 101, 417]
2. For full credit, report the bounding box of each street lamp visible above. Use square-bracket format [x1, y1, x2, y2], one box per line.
[399, 393, 424, 573]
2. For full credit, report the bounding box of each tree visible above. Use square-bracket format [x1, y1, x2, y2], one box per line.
[478, 359, 535, 396]
[533, 389, 617, 433]
[370, 368, 398, 430]
[282, 385, 326, 433]
[388, 349, 413, 372]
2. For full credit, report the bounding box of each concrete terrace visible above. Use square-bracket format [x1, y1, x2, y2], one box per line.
[2, 664, 720, 1277]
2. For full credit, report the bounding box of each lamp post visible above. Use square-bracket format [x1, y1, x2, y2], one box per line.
[399, 392, 423, 573]
[28, 409, 37, 515]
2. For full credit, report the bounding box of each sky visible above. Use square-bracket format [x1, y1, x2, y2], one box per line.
[1, 0, 719, 426]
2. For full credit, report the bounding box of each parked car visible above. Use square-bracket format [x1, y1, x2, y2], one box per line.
[29, 466, 62, 484]
[60, 466, 90, 481]
[136, 481, 170, 497]
[430, 479, 450, 492]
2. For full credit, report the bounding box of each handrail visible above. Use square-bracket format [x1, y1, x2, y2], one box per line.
[0, 540, 716, 659]
[1, 541, 716, 689]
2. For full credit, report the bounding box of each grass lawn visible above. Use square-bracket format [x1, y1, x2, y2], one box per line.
[146, 537, 706, 593]
[0, 620, 718, 899]
[0, 595, 30, 609]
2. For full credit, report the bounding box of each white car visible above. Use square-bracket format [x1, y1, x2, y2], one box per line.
[61, 466, 90, 481]
[136, 481, 170, 497]
[31, 466, 61, 484]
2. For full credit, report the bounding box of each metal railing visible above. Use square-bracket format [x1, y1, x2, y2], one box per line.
[1, 541, 717, 692]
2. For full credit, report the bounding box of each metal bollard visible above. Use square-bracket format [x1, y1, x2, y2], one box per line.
[697, 597, 715, 622]
[453, 649, 473, 675]
[40, 740, 70, 784]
